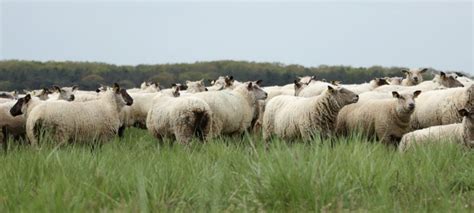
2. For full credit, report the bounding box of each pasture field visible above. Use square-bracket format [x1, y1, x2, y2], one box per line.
[0, 128, 472, 212]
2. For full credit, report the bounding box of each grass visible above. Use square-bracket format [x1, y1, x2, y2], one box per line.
[0, 128, 473, 212]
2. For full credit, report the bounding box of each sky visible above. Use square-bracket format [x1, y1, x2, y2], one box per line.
[1, 1, 473, 73]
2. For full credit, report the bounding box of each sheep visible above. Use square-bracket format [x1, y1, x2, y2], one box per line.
[386, 77, 403, 85]
[335, 90, 421, 146]
[51, 85, 77, 101]
[206, 76, 240, 91]
[185, 80, 208, 93]
[35, 88, 53, 100]
[119, 84, 180, 133]
[297, 80, 340, 97]
[0, 101, 26, 147]
[401, 68, 428, 86]
[128, 82, 161, 93]
[409, 85, 474, 130]
[0, 91, 18, 100]
[146, 90, 212, 144]
[373, 72, 463, 93]
[340, 78, 389, 94]
[399, 108, 474, 151]
[23, 83, 133, 145]
[262, 86, 359, 141]
[193, 81, 267, 137]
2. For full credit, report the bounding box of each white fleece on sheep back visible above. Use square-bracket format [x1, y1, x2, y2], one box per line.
[263, 87, 358, 141]
[192, 84, 257, 137]
[146, 96, 212, 143]
[26, 90, 125, 145]
[0, 101, 25, 140]
[410, 86, 474, 130]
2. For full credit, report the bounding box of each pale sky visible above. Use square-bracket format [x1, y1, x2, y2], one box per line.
[1, 1, 473, 73]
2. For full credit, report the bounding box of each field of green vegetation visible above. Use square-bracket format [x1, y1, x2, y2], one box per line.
[0, 128, 472, 212]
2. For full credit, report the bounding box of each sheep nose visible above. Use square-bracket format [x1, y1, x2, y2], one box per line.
[264, 92, 268, 98]
[413, 77, 418, 82]
[408, 103, 415, 109]
[96, 89, 101, 93]
[205, 88, 209, 91]
[70, 95, 75, 101]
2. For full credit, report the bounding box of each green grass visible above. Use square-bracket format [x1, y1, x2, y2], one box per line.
[0, 128, 473, 212]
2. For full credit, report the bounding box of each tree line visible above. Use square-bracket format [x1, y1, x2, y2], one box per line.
[0, 60, 453, 91]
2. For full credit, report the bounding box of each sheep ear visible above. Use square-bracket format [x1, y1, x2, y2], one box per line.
[420, 68, 428, 73]
[53, 85, 61, 92]
[392, 91, 401, 98]
[401, 69, 409, 74]
[256, 80, 263, 86]
[413, 90, 422, 98]
[440, 72, 446, 78]
[247, 82, 253, 90]
[72, 85, 79, 91]
[113, 83, 120, 93]
[458, 109, 469, 117]
[327, 85, 335, 92]
[24, 94, 31, 103]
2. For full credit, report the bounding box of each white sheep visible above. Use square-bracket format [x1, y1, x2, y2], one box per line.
[336, 90, 421, 146]
[399, 108, 474, 151]
[263, 86, 359, 141]
[24, 84, 133, 145]
[409, 85, 474, 130]
[0, 101, 26, 146]
[401, 68, 428, 86]
[340, 78, 389, 94]
[297, 80, 339, 97]
[146, 91, 212, 144]
[193, 81, 267, 137]
[206, 76, 241, 91]
[386, 77, 403, 85]
[185, 80, 208, 93]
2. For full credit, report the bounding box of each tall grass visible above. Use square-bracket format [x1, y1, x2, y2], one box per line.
[0, 128, 472, 212]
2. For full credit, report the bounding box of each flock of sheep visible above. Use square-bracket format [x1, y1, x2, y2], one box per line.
[0, 68, 473, 152]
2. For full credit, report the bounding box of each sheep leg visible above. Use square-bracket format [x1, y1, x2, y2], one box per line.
[2, 127, 7, 153]
[118, 125, 126, 138]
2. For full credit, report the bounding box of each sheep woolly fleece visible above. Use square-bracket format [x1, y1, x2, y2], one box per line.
[146, 95, 212, 143]
[263, 86, 358, 140]
[193, 83, 263, 137]
[25, 89, 130, 145]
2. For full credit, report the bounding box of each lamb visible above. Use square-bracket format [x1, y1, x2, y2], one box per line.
[23, 83, 133, 145]
[399, 108, 474, 151]
[263, 86, 359, 141]
[193, 81, 267, 137]
[401, 68, 428, 86]
[409, 85, 474, 130]
[146, 89, 212, 144]
[335, 90, 421, 146]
